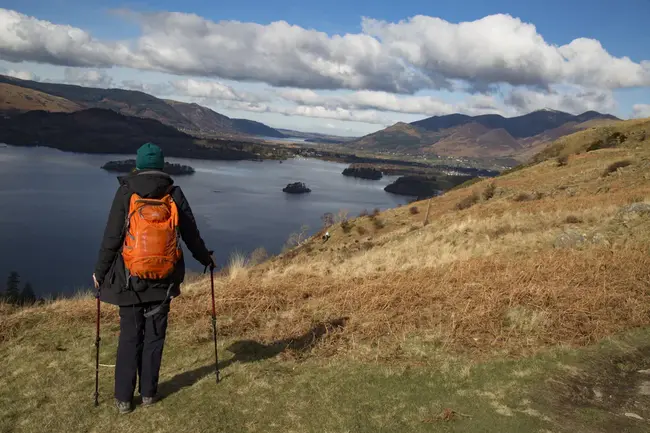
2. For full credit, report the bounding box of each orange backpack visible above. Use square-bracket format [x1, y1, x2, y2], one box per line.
[122, 192, 183, 280]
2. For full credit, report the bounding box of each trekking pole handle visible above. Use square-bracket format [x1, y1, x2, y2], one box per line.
[204, 250, 216, 274]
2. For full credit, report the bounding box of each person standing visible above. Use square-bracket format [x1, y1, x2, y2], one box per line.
[93, 142, 215, 414]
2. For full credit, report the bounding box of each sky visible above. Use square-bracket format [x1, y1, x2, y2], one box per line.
[0, 0, 649, 136]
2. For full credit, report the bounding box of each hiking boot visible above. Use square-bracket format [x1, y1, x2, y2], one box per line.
[115, 399, 133, 414]
[141, 396, 156, 407]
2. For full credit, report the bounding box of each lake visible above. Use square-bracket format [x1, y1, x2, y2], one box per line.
[0, 145, 411, 297]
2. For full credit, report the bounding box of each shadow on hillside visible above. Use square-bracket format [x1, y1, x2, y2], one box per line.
[157, 317, 348, 400]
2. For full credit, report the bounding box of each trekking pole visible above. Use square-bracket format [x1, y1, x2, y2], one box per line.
[209, 265, 221, 383]
[94, 291, 101, 406]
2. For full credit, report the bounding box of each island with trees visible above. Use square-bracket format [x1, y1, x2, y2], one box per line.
[384, 174, 477, 199]
[101, 159, 196, 175]
[342, 164, 383, 180]
[283, 182, 312, 194]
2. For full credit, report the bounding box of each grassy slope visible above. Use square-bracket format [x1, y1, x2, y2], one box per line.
[0, 83, 81, 113]
[3, 117, 650, 432]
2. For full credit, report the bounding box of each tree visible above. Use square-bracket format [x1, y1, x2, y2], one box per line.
[20, 282, 36, 305]
[321, 212, 334, 228]
[5, 271, 20, 304]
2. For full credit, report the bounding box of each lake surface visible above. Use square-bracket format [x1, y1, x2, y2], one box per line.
[0, 145, 410, 296]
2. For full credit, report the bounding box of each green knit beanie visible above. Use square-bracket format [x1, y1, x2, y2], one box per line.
[136, 142, 164, 170]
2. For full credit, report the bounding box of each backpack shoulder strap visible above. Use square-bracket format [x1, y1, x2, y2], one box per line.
[167, 184, 178, 198]
[120, 186, 136, 242]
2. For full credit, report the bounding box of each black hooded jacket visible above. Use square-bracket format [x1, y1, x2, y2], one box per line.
[94, 170, 212, 306]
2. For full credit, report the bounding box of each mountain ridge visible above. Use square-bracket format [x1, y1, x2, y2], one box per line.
[412, 109, 619, 137]
[348, 109, 621, 160]
[0, 107, 290, 161]
[0, 74, 285, 139]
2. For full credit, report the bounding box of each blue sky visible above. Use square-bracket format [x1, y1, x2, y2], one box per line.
[0, 0, 649, 135]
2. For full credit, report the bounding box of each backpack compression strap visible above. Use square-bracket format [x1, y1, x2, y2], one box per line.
[143, 283, 175, 318]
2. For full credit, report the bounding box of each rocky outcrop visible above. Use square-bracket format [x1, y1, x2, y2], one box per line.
[553, 229, 609, 248]
[283, 182, 311, 194]
[619, 203, 650, 216]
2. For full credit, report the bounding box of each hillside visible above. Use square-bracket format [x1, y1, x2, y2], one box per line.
[428, 124, 524, 158]
[230, 118, 286, 138]
[0, 108, 289, 160]
[164, 100, 286, 138]
[164, 99, 233, 133]
[0, 74, 194, 130]
[0, 75, 285, 138]
[348, 109, 620, 161]
[3, 117, 650, 432]
[350, 122, 429, 151]
[516, 117, 623, 162]
[0, 83, 82, 113]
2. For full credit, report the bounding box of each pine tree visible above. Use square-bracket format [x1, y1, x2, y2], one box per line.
[5, 272, 20, 304]
[20, 282, 36, 305]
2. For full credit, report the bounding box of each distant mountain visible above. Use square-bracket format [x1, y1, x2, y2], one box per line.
[411, 109, 618, 138]
[164, 99, 285, 138]
[0, 108, 290, 161]
[0, 74, 194, 130]
[0, 74, 285, 138]
[347, 109, 620, 160]
[164, 99, 233, 133]
[428, 124, 524, 158]
[231, 118, 285, 138]
[351, 122, 427, 152]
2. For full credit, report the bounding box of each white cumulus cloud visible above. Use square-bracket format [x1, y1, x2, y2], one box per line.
[276, 88, 511, 117]
[504, 86, 617, 115]
[217, 100, 396, 125]
[632, 104, 650, 119]
[1, 8, 648, 94]
[5, 69, 37, 80]
[61, 68, 114, 87]
[0, 9, 143, 68]
[277, 89, 453, 115]
[363, 14, 650, 90]
[171, 79, 268, 103]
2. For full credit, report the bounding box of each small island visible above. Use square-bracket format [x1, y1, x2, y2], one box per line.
[384, 176, 440, 198]
[342, 165, 383, 180]
[101, 159, 195, 175]
[283, 182, 311, 194]
[384, 174, 477, 199]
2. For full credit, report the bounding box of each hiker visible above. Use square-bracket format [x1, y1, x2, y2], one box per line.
[92, 142, 215, 414]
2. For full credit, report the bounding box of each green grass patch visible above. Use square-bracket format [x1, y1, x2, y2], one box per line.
[2, 310, 650, 433]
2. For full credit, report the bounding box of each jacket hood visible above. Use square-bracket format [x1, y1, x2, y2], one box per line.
[118, 170, 175, 198]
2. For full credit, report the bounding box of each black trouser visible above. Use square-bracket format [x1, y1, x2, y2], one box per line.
[114, 301, 170, 402]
